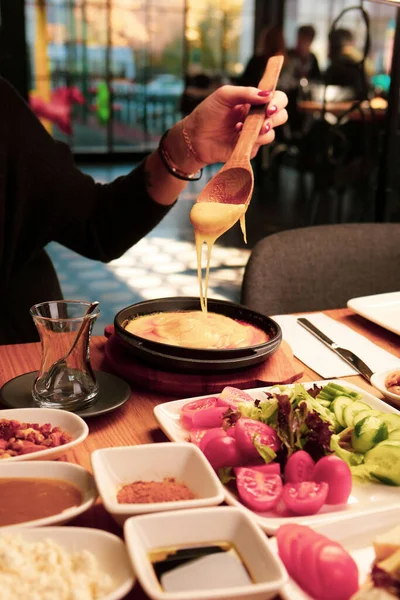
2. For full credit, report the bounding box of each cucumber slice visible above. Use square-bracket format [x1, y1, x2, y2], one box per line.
[379, 413, 400, 433]
[318, 399, 332, 408]
[364, 440, 400, 485]
[333, 396, 354, 428]
[353, 409, 381, 425]
[343, 400, 371, 428]
[351, 415, 388, 453]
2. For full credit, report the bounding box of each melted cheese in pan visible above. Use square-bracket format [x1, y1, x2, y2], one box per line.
[125, 310, 267, 349]
[124, 201, 267, 351]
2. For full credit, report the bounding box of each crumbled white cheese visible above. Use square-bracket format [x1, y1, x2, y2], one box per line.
[0, 535, 114, 600]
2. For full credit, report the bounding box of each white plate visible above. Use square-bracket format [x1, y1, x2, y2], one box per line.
[0, 526, 135, 600]
[154, 380, 400, 535]
[370, 368, 400, 408]
[347, 291, 400, 335]
[0, 461, 97, 528]
[272, 507, 399, 599]
[0, 407, 88, 461]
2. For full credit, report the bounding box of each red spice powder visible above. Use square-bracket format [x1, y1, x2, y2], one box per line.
[117, 477, 196, 504]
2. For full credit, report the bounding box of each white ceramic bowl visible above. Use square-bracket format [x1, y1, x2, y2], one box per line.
[124, 506, 288, 600]
[0, 407, 88, 462]
[91, 442, 225, 525]
[0, 461, 97, 528]
[0, 526, 135, 600]
[370, 368, 400, 407]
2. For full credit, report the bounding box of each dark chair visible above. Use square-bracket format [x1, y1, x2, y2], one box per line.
[241, 223, 400, 315]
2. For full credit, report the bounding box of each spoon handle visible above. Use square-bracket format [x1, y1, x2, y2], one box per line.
[230, 54, 284, 163]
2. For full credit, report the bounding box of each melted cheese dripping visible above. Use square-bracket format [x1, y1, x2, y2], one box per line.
[189, 202, 247, 313]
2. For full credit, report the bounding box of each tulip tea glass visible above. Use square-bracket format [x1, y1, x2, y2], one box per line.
[30, 300, 100, 410]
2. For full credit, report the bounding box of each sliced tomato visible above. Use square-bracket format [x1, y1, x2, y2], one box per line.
[235, 468, 282, 512]
[216, 386, 254, 410]
[191, 406, 228, 429]
[243, 463, 281, 476]
[284, 450, 315, 483]
[292, 529, 325, 594]
[189, 428, 210, 447]
[180, 396, 218, 430]
[282, 481, 328, 515]
[235, 418, 280, 460]
[275, 524, 306, 578]
[199, 428, 227, 453]
[304, 536, 339, 599]
[312, 455, 352, 505]
[202, 435, 243, 470]
[316, 542, 359, 600]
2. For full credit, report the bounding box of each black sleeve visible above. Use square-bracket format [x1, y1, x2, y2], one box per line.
[2, 77, 175, 263]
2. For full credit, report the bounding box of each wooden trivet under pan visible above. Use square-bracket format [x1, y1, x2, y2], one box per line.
[103, 327, 303, 397]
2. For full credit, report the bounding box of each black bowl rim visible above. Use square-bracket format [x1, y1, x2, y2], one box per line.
[114, 296, 281, 359]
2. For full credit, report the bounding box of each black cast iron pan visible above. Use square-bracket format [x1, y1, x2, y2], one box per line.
[114, 297, 282, 374]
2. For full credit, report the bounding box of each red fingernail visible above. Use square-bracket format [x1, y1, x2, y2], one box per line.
[260, 123, 271, 135]
[258, 90, 271, 97]
[267, 104, 277, 116]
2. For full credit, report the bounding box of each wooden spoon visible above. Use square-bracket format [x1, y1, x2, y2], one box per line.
[196, 55, 284, 207]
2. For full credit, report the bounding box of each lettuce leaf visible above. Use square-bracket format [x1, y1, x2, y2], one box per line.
[217, 467, 236, 484]
[238, 397, 277, 423]
[330, 434, 364, 466]
[253, 436, 277, 463]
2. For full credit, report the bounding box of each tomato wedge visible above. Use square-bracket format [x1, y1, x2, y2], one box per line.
[180, 396, 217, 430]
[191, 406, 227, 429]
[235, 467, 282, 512]
[198, 428, 227, 453]
[243, 463, 281, 476]
[282, 481, 328, 515]
[202, 435, 243, 470]
[189, 428, 210, 447]
[284, 450, 315, 483]
[312, 455, 352, 505]
[235, 418, 280, 460]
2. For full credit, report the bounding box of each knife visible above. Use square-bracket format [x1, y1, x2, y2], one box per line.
[297, 317, 374, 382]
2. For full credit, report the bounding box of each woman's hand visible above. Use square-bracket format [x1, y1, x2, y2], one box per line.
[176, 85, 288, 169]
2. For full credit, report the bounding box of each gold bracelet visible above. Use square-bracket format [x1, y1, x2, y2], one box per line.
[158, 130, 203, 182]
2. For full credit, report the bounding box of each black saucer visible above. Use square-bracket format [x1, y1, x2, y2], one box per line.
[0, 370, 131, 418]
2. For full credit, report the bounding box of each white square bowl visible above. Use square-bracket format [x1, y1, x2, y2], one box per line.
[91, 443, 224, 525]
[124, 506, 288, 600]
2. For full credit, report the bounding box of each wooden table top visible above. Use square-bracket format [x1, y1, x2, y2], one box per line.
[0, 307, 399, 599]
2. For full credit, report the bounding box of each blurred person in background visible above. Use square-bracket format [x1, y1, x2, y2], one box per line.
[325, 28, 373, 100]
[287, 25, 321, 83]
[285, 25, 321, 140]
[0, 76, 288, 344]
